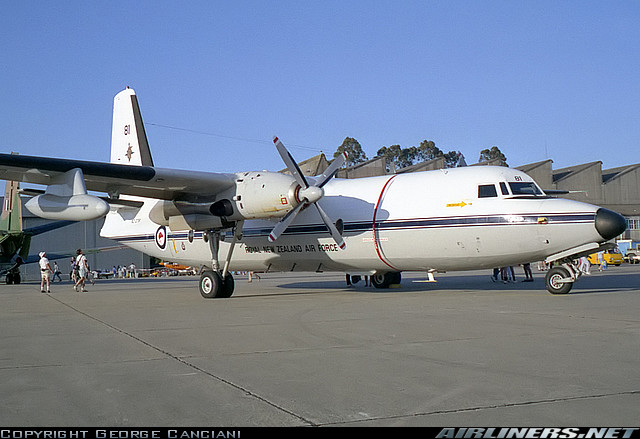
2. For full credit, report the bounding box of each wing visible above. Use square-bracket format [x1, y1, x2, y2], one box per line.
[24, 220, 76, 236]
[0, 153, 237, 203]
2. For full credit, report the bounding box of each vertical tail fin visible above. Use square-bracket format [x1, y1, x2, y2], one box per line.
[0, 180, 22, 233]
[110, 87, 154, 166]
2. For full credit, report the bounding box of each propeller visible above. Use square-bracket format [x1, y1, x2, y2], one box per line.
[269, 137, 347, 249]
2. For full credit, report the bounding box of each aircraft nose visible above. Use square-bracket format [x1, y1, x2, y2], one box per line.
[595, 208, 627, 240]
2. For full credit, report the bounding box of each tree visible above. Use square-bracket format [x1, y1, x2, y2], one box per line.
[376, 145, 401, 160]
[416, 140, 443, 162]
[376, 140, 464, 170]
[443, 151, 466, 168]
[397, 146, 418, 169]
[376, 145, 401, 171]
[377, 144, 420, 170]
[478, 146, 508, 167]
[335, 137, 367, 167]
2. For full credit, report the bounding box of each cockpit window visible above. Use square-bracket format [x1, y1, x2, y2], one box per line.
[478, 184, 498, 198]
[499, 182, 509, 195]
[508, 182, 543, 196]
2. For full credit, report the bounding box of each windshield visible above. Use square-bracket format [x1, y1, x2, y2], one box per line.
[509, 182, 543, 196]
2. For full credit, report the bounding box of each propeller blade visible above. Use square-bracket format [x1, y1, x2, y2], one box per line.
[316, 151, 347, 188]
[271, 136, 345, 248]
[273, 136, 308, 189]
[268, 201, 305, 242]
[314, 203, 346, 249]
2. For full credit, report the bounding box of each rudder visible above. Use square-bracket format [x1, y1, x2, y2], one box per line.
[110, 87, 154, 166]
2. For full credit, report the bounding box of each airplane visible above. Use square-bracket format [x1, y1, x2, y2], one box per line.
[159, 261, 197, 275]
[0, 88, 627, 297]
[0, 179, 75, 284]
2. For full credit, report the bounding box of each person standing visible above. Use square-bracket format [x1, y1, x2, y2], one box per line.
[39, 251, 53, 293]
[522, 263, 533, 282]
[70, 257, 77, 284]
[52, 261, 62, 282]
[578, 256, 591, 275]
[74, 249, 89, 292]
[597, 251, 607, 271]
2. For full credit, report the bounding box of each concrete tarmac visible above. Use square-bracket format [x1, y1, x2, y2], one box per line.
[1, 265, 639, 427]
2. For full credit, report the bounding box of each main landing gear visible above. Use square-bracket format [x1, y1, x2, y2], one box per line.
[5, 270, 21, 285]
[371, 271, 402, 289]
[199, 270, 234, 299]
[199, 223, 242, 299]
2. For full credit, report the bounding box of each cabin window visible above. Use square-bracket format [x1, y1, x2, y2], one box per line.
[509, 182, 543, 196]
[478, 184, 498, 198]
[499, 182, 509, 195]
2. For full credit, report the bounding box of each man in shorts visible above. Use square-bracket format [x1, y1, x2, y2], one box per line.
[39, 251, 53, 293]
[74, 249, 89, 292]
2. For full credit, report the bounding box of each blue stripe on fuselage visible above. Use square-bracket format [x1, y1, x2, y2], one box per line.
[110, 212, 595, 243]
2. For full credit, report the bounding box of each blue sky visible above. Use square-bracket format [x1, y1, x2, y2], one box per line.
[1, 1, 639, 174]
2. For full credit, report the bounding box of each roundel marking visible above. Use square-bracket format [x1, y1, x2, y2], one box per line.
[155, 226, 167, 250]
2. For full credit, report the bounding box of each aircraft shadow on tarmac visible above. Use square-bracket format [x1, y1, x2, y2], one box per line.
[276, 269, 640, 295]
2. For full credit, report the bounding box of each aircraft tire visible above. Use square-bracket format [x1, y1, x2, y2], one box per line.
[545, 267, 573, 295]
[372, 272, 402, 289]
[220, 273, 234, 298]
[199, 270, 222, 299]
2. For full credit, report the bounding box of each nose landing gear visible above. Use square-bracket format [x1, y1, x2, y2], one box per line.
[544, 265, 575, 295]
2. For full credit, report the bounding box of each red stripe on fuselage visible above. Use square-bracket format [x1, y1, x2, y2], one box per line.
[372, 175, 399, 271]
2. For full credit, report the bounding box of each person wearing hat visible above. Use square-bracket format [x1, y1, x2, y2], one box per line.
[38, 251, 53, 293]
[73, 249, 88, 292]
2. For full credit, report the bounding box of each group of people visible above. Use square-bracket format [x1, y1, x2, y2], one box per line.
[491, 263, 534, 283]
[38, 249, 90, 293]
[112, 264, 137, 278]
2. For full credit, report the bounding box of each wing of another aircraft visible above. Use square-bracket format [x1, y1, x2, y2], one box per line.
[23, 220, 77, 236]
[22, 245, 126, 265]
[0, 153, 237, 203]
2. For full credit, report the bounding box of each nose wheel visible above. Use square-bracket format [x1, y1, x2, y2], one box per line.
[544, 266, 573, 295]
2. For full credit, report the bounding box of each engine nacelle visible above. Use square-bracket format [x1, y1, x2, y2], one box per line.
[148, 200, 228, 231]
[148, 172, 304, 229]
[25, 194, 109, 221]
[223, 171, 301, 221]
[168, 214, 225, 231]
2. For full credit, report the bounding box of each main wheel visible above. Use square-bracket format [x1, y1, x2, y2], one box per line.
[219, 273, 235, 298]
[199, 270, 222, 298]
[371, 272, 402, 289]
[545, 266, 573, 295]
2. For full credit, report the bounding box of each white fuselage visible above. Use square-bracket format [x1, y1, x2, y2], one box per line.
[100, 166, 605, 274]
